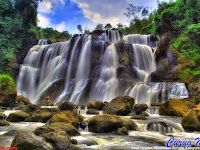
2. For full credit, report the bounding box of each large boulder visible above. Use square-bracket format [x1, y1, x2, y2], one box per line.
[0, 75, 17, 108]
[88, 114, 137, 133]
[134, 104, 148, 115]
[7, 111, 30, 122]
[58, 101, 76, 111]
[46, 111, 80, 128]
[103, 96, 135, 116]
[159, 99, 190, 117]
[11, 131, 53, 150]
[87, 100, 105, 110]
[182, 109, 200, 132]
[25, 111, 53, 123]
[35, 123, 80, 137]
[35, 123, 80, 150]
[15, 95, 31, 106]
[25, 104, 41, 113]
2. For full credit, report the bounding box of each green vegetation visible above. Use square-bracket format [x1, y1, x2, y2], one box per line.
[31, 27, 71, 43]
[121, 0, 200, 82]
[0, 74, 15, 93]
[0, 0, 71, 74]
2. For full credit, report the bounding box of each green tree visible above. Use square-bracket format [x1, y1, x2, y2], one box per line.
[104, 23, 112, 30]
[95, 23, 104, 30]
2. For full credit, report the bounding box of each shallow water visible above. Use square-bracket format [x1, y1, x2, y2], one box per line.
[0, 122, 45, 147]
[0, 108, 200, 149]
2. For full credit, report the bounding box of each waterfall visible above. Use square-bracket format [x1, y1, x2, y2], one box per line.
[126, 44, 156, 104]
[70, 35, 92, 104]
[107, 30, 121, 43]
[124, 34, 158, 47]
[149, 82, 189, 104]
[17, 32, 189, 105]
[17, 41, 70, 103]
[89, 44, 119, 101]
[38, 39, 48, 45]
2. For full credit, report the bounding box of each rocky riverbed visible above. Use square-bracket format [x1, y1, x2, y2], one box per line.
[1, 96, 200, 150]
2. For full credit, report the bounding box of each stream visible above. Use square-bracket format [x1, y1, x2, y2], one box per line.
[1, 107, 199, 150]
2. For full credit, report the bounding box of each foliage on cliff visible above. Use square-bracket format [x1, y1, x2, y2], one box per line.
[0, 74, 15, 93]
[122, 0, 200, 82]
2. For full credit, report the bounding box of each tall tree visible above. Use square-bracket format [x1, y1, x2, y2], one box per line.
[95, 24, 104, 30]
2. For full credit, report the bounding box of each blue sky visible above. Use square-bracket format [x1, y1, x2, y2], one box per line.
[37, 0, 171, 34]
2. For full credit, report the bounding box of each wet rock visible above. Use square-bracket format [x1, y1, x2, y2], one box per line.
[159, 99, 190, 117]
[70, 139, 78, 145]
[35, 123, 80, 137]
[15, 95, 31, 106]
[25, 111, 53, 123]
[103, 96, 135, 116]
[0, 80, 17, 108]
[77, 138, 98, 146]
[86, 109, 99, 115]
[69, 145, 82, 150]
[4, 130, 19, 136]
[49, 122, 80, 136]
[80, 121, 87, 129]
[58, 101, 76, 111]
[15, 105, 27, 110]
[46, 111, 80, 128]
[38, 131, 71, 150]
[131, 114, 147, 120]
[182, 98, 196, 109]
[0, 120, 10, 126]
[88, 114, 137, 133]
[87, 100, 105, 110]
[134, 104, 148, 115]
[188, 82, 200, 98]
[25, 104, 41, 113]
[182, 109, 200, 132]
[7, 111, 30, 122]
[120, 117, 137, 130]
[151, 102, 163, 106]
[116, 127, 128, 135]
[11, 131, 53, 150]
[39, 99, 54, 106]
[0, 112, 6, 120]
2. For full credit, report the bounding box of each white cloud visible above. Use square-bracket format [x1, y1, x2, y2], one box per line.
[38, 2, 52, 14]
[38, 14, 51, 28]
[72, 0, 159, 27]
[38, 14, 67, 32]
[38, 0, 65, 14]
[55, 22, 67, 32]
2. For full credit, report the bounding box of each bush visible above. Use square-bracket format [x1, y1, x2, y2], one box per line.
[0, 74, 15, 93]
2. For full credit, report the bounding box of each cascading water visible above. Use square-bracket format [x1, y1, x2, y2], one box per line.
[89, 44, 119, 101]
[17, 41, 70, 103]
[107, 30, 121, 43]
[69, 35, 92, 104]
[38, 39, 48, 45]
[17, 30, 189, 105]
[149, 82, 189, 104]
[126, 44, 156, 105]
[124, 34, 158, 47]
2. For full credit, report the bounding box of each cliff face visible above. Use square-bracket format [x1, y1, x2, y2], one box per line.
[11, 40, 38, 80]
[152, 33, 200, 100]
[151, 33, 179, 82]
